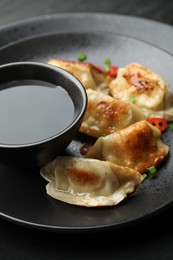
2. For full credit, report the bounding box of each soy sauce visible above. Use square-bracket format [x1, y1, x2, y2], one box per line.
[0, 80, 74, 144]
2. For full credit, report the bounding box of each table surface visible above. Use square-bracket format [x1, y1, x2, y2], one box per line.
[1, 0, 173, 259]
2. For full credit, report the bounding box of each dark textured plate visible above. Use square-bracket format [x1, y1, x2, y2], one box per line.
[0, 13, 173, 233]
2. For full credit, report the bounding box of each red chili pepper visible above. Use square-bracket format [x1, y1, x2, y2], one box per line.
[80, 141, 95, 155]
[108, 66, 118, 77]
[148, 118, 167, 132]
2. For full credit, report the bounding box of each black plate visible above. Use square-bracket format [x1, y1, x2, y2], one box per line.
[0, 13, 173, 233]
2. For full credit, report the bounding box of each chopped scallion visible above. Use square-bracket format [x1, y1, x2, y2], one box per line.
[78, 53, 87, 62]
[170, 123, 173, 131]
[104, 58, 111, 71]
[147, 166, 157, 178]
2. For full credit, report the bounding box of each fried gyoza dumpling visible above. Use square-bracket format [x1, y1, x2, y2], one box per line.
[48, 59, 113, 94]
[85, 120, 169, 173]
[109, 63, 173, 121]
[40, 156, 143, 207]
[79, 88, 146, 138]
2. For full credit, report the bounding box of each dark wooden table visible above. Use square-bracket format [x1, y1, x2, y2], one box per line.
[1, 0, 173, 26]
[0, 0, 173, 259]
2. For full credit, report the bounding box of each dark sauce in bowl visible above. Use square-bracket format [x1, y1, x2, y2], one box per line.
[0, 80, 74, 145]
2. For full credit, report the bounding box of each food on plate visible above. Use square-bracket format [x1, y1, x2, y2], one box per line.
[85, 120, 169, 173]
[40, 156, 143, 207]
[40, 59, 170, 208]
[148, 117, 168, 132]
[109, 63, 173, 121]
[79, 88, 147, 138]
[48, 58, 113, 94]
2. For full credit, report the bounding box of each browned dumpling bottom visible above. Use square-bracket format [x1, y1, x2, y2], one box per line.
[40, 156, 143, 207]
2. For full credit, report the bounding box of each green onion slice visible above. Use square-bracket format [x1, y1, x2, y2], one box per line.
[104, 58, 111, 71]
[78, 53, 87, 62]
[170, 123, 173, 131]
[147, 166, 157, 178]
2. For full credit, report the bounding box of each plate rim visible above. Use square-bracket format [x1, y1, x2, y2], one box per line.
[0, 12, 173, 51]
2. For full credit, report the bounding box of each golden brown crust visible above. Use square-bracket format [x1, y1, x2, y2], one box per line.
[121, 63, 161, 95]
[85, 120, 169, 173]
[67, 167, 100, 188]
[109, 63, 173, 121]
[79, 89, 146, 137]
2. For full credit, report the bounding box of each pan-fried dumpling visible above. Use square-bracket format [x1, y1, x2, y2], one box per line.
[109, 63, 173, 121]
[48, 58, 113, 94]
[40, 156, 143, 207]
[79, 88, 146, 137]
[85, 120, 169, 173]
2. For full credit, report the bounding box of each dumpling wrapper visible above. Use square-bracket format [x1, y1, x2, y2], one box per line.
[109, 63, 173, 121]
[85, 120, 169, 173]
[79, 88, 147, 138]
[40, 156, 143, 207]
[48, 59, 113, 94]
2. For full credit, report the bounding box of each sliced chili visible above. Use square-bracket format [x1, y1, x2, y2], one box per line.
[108, 65, 118, 77]
[148, 117, 167, 132]
[80, 141, 95, 156]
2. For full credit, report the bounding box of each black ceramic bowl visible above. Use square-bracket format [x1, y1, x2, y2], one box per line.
[0, 61, 87, 167]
